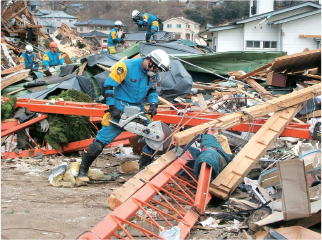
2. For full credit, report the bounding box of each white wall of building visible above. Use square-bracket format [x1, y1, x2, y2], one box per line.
[217, 28, 244, 52]
[281, 13, 321, 54]
[243, 20, 279, 51]
[163, 18, 200, 41]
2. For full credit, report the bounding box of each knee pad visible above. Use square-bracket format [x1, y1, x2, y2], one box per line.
[87, 139, 104, 158]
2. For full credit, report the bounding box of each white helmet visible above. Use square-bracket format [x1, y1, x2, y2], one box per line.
[132, 10, 140, 21]
[115, 20, 123, 27]
[147, 49, 170, 72]
[25, 45, 33, 53]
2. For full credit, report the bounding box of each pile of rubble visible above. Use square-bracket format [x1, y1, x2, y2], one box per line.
[1, 6, 321, 237]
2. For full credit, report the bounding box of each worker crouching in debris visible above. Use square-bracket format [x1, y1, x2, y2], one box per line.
[78, 49, 170, 181]
[132, 10, 159, 42]
[107, 21, 125, 54]
[43, 41, 65, 69]
[20, 45, 39, 71]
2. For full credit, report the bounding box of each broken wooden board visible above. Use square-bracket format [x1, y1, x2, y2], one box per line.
[245, 78, 274, 100]
[236, 62, 273, 81]
[255, 226, 321, 240]
[209, 104, 303, 199]
[173, 83, 321, 146]
[107, 149, 177, 210]
[1, 64, 25, 76]
[271, 48, 321, 73]
[78, 61, 87, 76]
[1, 69, 30, 90]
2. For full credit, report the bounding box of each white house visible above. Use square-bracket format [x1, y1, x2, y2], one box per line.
[199, 1, 321, 55]
[163, 17, 201, 42]
[33, 9, 78, 34]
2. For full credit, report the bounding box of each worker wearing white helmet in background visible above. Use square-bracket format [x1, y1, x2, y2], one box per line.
[107, 20, 125, 54]
[20, 45, 39, 70]
[78, 49, 171, 181]
[132, 10, 159, 42]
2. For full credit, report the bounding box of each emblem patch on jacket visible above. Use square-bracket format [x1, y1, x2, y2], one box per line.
[130, 78, 137, 83]
[117, 67, 124, 74]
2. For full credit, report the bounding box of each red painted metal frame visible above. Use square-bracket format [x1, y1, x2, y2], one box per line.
[1, 114, 48, 137]
[78, 153, 213, 240]
[1, 121, 19, 131]
[2, 132, 136, 159]
[7, 97, 310, 139]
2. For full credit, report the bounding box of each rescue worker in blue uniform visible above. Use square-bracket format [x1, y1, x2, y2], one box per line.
[78, 49, 170, 181]
[43, 41, 65, 69]
[20, 45, 39, 70]
[107, 21, 125, 54]
[132, 10, 159, 42]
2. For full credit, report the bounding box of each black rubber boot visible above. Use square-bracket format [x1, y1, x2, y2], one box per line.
[139, 154, 153, 170]
[78, 139, 104, 181]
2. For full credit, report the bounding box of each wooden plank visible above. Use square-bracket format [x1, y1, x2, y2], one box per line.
[158, 96, 172, 105]
[209, 104, 303, 199]
[235, 62, 273, 80]
[197, 93, 207, 110]
[1, 64, 25, 76]
[255, 226, 321, 240]
[299, 35, 321, 38]
[236, 88, 265, 103]
[6, 6, 27, 21]
[7, 88, 25, 95]
[1, 70, 30, 90]
[305, 74, 321, 80]
[78, 61, 87, 76]
[107, 149, 177, 210]
[245, 78, 273, 100]
[173, 84, 321, 146]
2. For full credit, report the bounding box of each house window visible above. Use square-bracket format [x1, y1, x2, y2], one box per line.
[80, 27, 83, 32]
[186, 24, 190, 28]
[103, 26, 107, 30]
[167, 24, 172, 28]
[57, 19, 61, 22]
[194, 24, 198, 29]
[246, 40, 260, 48]
[91, 26, 95, 30]
[69, 20, 73, 22]
[264, 41, 277, 49]
[176, 24, 181, 28]
[47, 28, 50, 33]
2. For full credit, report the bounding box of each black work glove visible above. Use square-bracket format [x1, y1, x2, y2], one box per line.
[120, 39, 124, 44]
[109, 105, 123, 118]
[148, 103, 158, 116]
[121, 32, 126, 39]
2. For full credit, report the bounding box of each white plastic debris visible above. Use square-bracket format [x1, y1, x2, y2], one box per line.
[159, 226, 180, 240]
[48, 162, 69, 184]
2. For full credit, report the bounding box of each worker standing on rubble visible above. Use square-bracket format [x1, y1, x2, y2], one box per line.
[43, 42, 65, 69]
[20, 45, 39, 71]
[132, 10, 159, 42]
[107, 21, 125, 54]
[101, 42, 108, 53]
[78, 49, 170, 181]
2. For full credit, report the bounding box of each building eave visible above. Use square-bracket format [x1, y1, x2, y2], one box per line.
[272, 9, 321, 24]
[236, 1, 321, 24]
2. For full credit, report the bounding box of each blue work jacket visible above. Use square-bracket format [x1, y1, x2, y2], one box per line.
[108, 27, 122, 47]
[43, 51, 65, 67]
[137, 13, 158, 28]
[103, 58, 158, 111]
[20, 52, 38, 70]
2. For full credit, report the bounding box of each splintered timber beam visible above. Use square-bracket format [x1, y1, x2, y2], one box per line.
[209, 104, 303, 199]
[173, 83, 321, 146]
